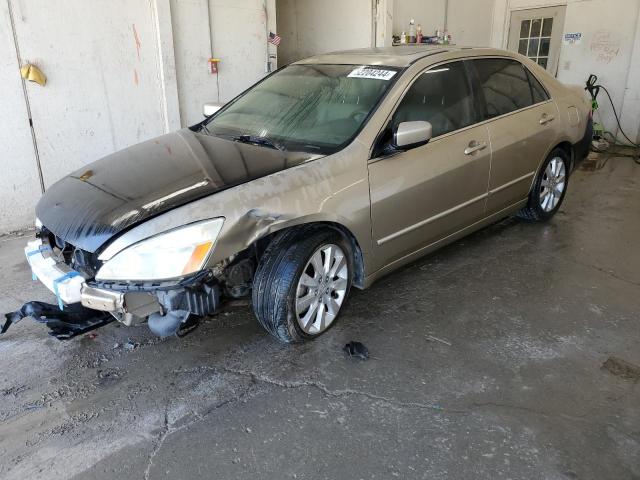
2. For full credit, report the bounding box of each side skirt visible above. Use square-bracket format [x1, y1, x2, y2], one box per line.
[362, 199, 527, 288]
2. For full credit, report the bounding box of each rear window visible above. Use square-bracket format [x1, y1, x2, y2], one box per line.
[526, 68, 550, 104]
[472, 58, 545, 119]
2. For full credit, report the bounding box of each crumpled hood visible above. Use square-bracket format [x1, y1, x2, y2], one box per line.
[36, 128, 320, 253]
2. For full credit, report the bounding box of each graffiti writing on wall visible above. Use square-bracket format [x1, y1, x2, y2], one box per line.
[590, 30, 622, 64]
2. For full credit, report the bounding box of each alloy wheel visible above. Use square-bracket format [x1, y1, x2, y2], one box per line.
[539, 157, 566, 212]
[295, 243, 349, 334]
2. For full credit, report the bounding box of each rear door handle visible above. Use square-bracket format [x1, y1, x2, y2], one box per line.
[464, 141, 487, 155]
[539, 114, 555, 125]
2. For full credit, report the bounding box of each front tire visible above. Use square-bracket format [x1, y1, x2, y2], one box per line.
[252, 227, 353, 343]
[518, 148, 569, 222]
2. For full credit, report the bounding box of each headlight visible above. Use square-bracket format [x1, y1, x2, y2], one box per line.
[95, 218, 224, 281]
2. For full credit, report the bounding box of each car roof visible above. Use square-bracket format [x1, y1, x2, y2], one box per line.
[294, 46, 514, 68]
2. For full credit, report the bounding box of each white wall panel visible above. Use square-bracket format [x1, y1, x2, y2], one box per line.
[393, 0, 446, 37]
[277, 0, 372, 65]
[171, 0, 219, 126]
[10, 0, 168, 188]
[0, 2, 41, 232]
[447, 0, 495, 46]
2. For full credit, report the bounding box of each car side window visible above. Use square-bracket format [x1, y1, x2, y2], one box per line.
[390, 61, 476, 138]
[526, 68, 550, 104]
[472, 58, 538, 119]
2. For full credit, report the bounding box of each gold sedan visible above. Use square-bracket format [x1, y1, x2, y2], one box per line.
[27, 46, 592, 342]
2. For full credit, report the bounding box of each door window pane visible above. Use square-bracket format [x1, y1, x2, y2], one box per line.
[537, 58, 548, 69]
[473, 59, 534, 118]
[392, 62, 475, 138]
[541, 17, 553, 36]
[528, 38, 540, 57]
[520, 20, 531, 38]
[530, 18, 542, 37]
[539, 38, 551, 56]
[518, 39, 528, 55]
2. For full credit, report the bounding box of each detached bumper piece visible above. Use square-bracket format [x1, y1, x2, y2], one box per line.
[148, 283, 221, 338]
[2, 301, 114, 340]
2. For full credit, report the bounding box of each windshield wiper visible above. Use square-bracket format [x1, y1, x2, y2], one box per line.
[233, 134, 285, 151]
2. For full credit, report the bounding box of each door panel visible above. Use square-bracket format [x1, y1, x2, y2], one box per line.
[469, 58, 558, 213]
[507, 6, 566, 75]
[369, 124, 491, 267]
[10, 0, 167, 187]
[484, 102, 558, 212]
[369, 61, 490, 269]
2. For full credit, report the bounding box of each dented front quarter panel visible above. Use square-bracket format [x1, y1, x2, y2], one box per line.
[169, 138, 374, 273]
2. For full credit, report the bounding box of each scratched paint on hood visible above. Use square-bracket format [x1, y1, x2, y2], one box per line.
[35, 129, 321, 253]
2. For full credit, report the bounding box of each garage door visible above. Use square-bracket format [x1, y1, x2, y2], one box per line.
[9, 0, 168, 187]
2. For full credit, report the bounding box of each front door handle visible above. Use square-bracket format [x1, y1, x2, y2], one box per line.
[539, 114, 555, 125]
[464, 141, 487, 155]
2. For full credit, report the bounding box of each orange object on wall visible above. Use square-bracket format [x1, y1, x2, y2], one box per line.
[208, 58, 220, 74]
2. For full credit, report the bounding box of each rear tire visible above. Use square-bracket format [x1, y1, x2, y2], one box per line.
[517, 148, 570, 222]
[252, 227, 353, 343]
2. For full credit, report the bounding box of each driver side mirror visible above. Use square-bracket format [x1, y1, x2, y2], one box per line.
[393, 121, 433, 150]
[203, 102, 225, 117]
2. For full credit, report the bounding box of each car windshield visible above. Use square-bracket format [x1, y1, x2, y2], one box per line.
[203, 64, 400, 154]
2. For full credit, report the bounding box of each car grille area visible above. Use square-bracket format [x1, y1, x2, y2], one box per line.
[39, 227, 101, 278]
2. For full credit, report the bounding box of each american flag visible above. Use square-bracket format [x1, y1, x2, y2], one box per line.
[268, 31, 282, 46]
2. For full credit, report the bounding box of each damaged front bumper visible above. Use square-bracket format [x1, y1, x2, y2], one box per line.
[3, 237, 221, 339]
[23, 237, 164, 322]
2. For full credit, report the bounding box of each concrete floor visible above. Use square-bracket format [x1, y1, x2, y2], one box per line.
[0, 156, 639, 480]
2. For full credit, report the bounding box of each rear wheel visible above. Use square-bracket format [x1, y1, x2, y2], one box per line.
[252, 227, 353, 343]
[518, 148, 569, 222]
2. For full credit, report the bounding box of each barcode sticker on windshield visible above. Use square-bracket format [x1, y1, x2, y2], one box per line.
[348, 67, 397, 81]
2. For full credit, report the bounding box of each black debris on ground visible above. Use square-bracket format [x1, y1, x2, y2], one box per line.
[343, 341, 369, 360]
[1, 301, 113, 340]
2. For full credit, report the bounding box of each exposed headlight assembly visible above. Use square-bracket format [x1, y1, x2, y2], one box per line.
[96, 218, 224, 281]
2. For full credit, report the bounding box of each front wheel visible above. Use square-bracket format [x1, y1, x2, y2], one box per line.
[252, 227, 353, 343]
[518, 148, 569, 222]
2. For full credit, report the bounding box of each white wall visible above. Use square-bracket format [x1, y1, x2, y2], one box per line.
[491, 0, 640, 143]
[171, 0, 218, 126]
[447, 0, 494, 46]
[0, 2, 41, 233]
[276, 0, 372, 65]
[9, 0, 172, 189]
[170, 0, 278, 126]
[209, 0, 278, 102]
[375, 0, 395, 47]
[392, 0, 494, 45]
[393, 0, 446, 37]
[0, 0, 279, 233]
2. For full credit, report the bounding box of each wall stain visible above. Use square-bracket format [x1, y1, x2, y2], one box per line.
[132, 24, 141, 61]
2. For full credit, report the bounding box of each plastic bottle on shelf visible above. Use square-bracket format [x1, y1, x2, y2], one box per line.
[400, 31, 407, 44]
[416, 24, 423, 44]
[408, 19, 416, 43]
